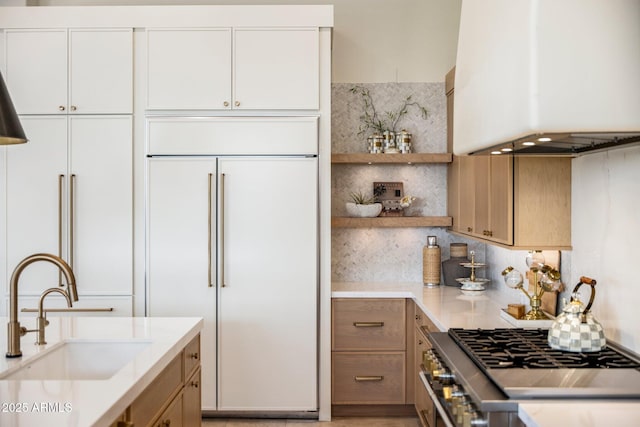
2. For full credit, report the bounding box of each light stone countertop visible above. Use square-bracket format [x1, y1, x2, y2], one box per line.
[0, 316, 203, 427]
[332, 281, 516, 330]
[331, 281, 640, 427]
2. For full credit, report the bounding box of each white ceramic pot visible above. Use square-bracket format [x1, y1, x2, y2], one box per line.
[345, 202, 382, 218]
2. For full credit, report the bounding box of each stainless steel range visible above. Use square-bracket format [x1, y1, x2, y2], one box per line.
[420, 328, 640, 427]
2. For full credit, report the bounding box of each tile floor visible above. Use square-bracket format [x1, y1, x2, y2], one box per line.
[202, 417, 420, 427]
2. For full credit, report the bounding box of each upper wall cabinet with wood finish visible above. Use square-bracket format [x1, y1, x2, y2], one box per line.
[146, 28, 319, 111]
[4, 28, 133, 115]
[446, 67, 571, 249]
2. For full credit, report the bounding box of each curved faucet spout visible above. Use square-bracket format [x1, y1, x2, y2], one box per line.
[6, 253, 78, 358]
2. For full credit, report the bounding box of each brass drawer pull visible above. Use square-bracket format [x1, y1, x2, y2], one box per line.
[354, 375, 384, 382]
[353, 321, 384, 327]
[21, 307, 114, 313]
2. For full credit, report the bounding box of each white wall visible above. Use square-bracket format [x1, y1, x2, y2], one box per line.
[13, 0, 462, 83]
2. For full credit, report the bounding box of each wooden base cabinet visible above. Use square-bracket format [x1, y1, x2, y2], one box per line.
[116, 335, 201, 427]
[414, 305, 439, 427]
[331, 298, 415, 416]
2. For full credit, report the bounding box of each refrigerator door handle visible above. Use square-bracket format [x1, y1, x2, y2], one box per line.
[208, 173, 214, 288]
[220, 172, 226, 288]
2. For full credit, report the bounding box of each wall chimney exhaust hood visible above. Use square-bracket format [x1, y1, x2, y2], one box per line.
[453, 0, 640, 156]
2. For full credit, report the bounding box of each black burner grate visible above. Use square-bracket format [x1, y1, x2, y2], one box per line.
[448, 328, 640, 370]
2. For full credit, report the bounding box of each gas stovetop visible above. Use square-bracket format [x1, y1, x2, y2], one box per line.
[429, 328, 640, 400]
[448, 328, 640, 370]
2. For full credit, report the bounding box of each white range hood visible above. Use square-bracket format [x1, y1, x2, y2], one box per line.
[453, 0, 640, 155]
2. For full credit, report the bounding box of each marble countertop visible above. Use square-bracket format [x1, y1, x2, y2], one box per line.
[0, 316, 203, 427]
[332, 281, 640, 427]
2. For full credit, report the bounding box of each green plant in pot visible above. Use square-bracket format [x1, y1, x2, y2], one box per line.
[349, 85, 428, 136]
[346, 191, 382, 218]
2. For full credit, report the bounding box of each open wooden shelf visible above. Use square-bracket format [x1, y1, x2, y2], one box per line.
[332, 216, 453, 228]
[331, 153, 452, 165]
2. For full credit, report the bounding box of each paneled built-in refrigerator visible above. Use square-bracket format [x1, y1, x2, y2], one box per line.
[146, 117, 318, 413]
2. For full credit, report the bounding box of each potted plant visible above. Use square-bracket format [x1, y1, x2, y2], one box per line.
[350, 85, 429, 136]
[346, 191, 382, 218]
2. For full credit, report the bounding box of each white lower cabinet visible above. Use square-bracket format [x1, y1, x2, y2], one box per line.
[147, 155, 318, 412]
[3, 115, 132, 298]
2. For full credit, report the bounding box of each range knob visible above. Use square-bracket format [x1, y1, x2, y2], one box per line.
[464, 407, 488, 427]
[460, 402, 475, 426]
[432, 367, 455, 384]
[454, 396, 472, 423]
[469, 413, 489, 427]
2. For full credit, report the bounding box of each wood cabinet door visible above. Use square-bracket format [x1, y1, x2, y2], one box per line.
[457, 155, 476, 234]
[233, 28, 319, 110]
[5, 116, 68, 294]
[69, 116, 132, 295]
[217, 157, 317, 411]
[69, 29, 133, 114]
[183, 368, 202, 427]
[473, 156, 490, 239]
[488, 154, 513, 244]
[147, 157, 217, 411]
[146, 28, 232, 110]
[5, 29, 67, 114]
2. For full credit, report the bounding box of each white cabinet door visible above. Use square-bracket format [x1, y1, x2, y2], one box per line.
[217, 157, 318, 411]
[4, 116, 132, 296]
[233, 28, 319, 110]
[5, 116, 68, 294]
[147, 158, 217, 410]
[5, 30, 68, 115]
[147, 28, 232, 110]
[145, 28, 319, 111]
[4, 28, 132, 115]
[69, 29, 133, 114]
[69, 116, 132, 295]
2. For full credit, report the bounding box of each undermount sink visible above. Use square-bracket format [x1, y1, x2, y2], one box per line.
[1, 340, 151, 380]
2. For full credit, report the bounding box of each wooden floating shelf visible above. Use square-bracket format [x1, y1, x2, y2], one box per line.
[331, 153, 452, 164]
[332, 216, 453, 228]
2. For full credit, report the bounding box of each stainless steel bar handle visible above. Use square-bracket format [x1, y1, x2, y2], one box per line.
[208, 173, 214, 288]
[220, 173, 226, 288]
[70, 174, 76, 270]
[58, 174, 65, 287]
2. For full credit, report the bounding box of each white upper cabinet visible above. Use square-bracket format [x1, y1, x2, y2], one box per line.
[146, 27, 319, 110]
[147, 28, 232, 110]
[4, 28, 133, 115]
[233, 28, 319, 110]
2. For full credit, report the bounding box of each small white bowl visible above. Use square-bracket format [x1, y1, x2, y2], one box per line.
[345, 202, 382, 218]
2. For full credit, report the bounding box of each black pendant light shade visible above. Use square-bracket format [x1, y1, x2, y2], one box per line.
[0, 71, 27, 145]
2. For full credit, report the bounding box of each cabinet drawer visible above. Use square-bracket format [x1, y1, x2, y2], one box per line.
[415, 377, 435, 427]
[414, 306, 439, 334]
[146, 116, 318, 155]
[332, 352, 406, 404]
[183, 334, 200, 380]
[332, 298, 406, 351]
[130, 353, 182, 427]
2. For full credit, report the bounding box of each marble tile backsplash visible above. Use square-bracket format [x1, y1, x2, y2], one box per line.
[331, 82, 483, 283]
